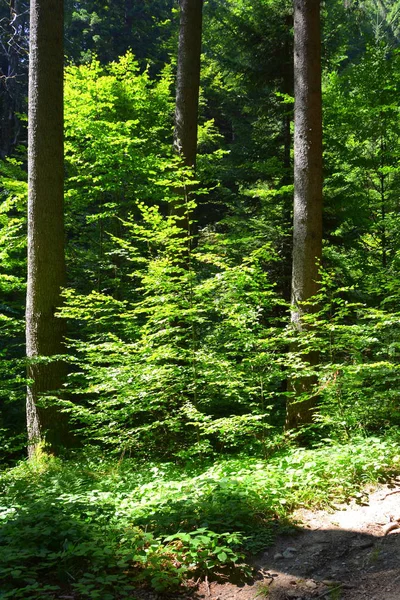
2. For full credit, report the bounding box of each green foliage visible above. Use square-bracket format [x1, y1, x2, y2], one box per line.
[0, 158, 27, 460]
[2, 15, 400, 599]
[284, 268, 400, 440]
[57, 197, 287, 456]
[28, 50, 400, 458]
[324, 45, 400, 297]
[1, 436, 399, 597]
[64, 0, 176, 70]
[64, 52, 175, 293]
[1, 40, 400, 468]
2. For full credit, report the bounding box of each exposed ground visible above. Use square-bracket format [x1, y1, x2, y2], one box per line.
[159, 479, 400, 600]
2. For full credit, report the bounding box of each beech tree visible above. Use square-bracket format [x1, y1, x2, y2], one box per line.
[286, 0, 323, 430]
[26, 0, 67, 455]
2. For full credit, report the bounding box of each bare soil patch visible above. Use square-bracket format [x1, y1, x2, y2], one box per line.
[172, 480, 400, 600]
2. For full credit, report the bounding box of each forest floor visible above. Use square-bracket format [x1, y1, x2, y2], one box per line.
[146, 479, 400, 600]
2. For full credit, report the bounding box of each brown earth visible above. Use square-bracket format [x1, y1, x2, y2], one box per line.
[145, 480, 400, 600]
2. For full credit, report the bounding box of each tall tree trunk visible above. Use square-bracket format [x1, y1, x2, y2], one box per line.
[174, 0, 203, 169]
[26, 0, 67, 456]
[173, 0, 203, 246]
[280, 12, 294, 301]
[286, 0, 323, 431]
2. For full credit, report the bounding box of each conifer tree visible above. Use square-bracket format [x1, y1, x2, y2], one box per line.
[173, 0, 203, 241]
[26, 0, 67, 455]
[286, 0, 323, 430]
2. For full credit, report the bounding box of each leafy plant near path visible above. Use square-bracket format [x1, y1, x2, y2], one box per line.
[1, 435, 399, 598]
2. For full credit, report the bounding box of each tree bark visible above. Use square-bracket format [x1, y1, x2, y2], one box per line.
[174, 0, 203, 169]
[26, 0, 67, 455]
[286, 0, 323, 430]
[172, 0, 203, 247]
[280, 12, 294, 301]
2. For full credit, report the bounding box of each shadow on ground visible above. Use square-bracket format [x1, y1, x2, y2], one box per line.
[183, 527, 400, 600]
[2, 479, 400, 600]
[189, 486, 400, 600]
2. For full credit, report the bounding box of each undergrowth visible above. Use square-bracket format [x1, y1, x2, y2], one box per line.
[1, 435, 399, 598]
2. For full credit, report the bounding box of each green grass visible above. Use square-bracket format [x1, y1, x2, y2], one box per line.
[1, 435, 399, 598]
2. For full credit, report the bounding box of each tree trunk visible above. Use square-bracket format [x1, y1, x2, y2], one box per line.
[286, 0, 323, 431]
[280, 12, 294, 301]
[26, 0, 68, 456]
[172, 0, 203, 246]
[174, 0, 203, 169]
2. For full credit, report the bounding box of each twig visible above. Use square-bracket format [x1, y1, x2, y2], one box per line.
[380, 489, 400, 500]
[205, 575, 211, 598]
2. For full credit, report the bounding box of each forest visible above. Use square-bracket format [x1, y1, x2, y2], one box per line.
[0, 0, 400, 598]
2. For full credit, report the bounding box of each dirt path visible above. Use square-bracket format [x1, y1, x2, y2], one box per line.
[190, 480, 400, 600]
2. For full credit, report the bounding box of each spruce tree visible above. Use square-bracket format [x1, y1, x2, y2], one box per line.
[26, 0, 67, 455]
[286, 0, 323, 430]
[173, 0, 203, 243]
